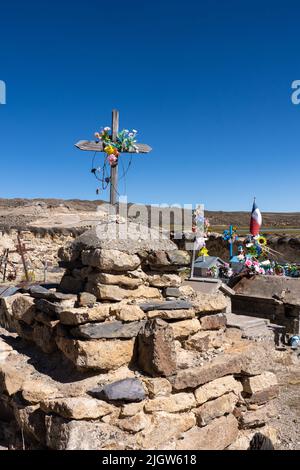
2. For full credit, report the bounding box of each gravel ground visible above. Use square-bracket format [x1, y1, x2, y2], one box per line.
[269, 355, 300, 450]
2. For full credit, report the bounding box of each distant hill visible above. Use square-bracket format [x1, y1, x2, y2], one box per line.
[0, 198, 299, 232]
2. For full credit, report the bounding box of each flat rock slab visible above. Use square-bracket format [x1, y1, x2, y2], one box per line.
[35, 298, 75, 317]
[29, 285, 76, 302]
[139, 300, 193, 312]
[176, 414, 239, 450]
[89, 378, 146, 403]
[71, 225, 177, 254]
[70, 320, 146, 339]
[34, 299, 64, 317]
[147, 309, 195, 320]
[170, 353, 242, 391]
[226, 313, 269, 330]
[0, 286, 20, 298]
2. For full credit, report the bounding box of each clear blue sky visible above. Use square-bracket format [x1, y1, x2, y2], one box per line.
[1, 0, 300, 211]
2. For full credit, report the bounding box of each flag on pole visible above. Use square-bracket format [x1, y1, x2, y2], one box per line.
[250, 198, 262, 236]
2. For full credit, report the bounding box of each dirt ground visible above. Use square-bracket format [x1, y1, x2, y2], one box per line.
[269, 354, 300, 450]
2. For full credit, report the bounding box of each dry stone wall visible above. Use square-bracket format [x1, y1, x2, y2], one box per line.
[0, 229, 72, 283]
[0, 224, 279, 450]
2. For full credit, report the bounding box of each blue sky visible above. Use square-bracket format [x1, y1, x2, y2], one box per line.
[1, 0, 300, 211]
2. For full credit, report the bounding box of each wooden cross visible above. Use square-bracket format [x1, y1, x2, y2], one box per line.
[75, 109, 152, 205]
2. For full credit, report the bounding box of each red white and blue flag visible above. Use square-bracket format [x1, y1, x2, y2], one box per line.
[250, 199, 262, 236]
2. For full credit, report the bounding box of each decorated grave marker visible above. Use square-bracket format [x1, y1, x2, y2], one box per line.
[75, 109, 152, 205]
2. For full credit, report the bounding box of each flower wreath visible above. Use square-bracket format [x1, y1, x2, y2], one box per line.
[95, 127, 139, 166]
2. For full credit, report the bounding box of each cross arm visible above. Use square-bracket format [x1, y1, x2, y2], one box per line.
[75, 140, 152, 153]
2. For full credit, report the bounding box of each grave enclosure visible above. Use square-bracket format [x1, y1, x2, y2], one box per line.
[0, 221, 279, 450]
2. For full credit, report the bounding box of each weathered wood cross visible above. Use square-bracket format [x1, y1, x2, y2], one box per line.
[75, 109, 152, 205]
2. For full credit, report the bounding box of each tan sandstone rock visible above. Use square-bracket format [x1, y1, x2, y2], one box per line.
[200, 313, 227, 330]
[143, 378, 172, 398]
[120, 402, 145, 417]
[22, 378, 60, 403]
[41, 397, 116, 420]
[144, 393, 196, 413]
[169, 318, 201, 339]
[194, 392, 238, 426]
[56, 336, 135, 371]
[176, 414, 239, 450]
[82, 249, 141, 272]
[11, 295, 36, 325]
[135, 411, 196, 449]
[242, 371, 279, 404]
[86, 283, 161, 302]
[0, 363, 24, 395]
[45, 415, 128, 450]
[59, 304, 111, 325]
[88, 272, 143, 289]
[0, 294, 23, 330]
[194, 375, 243, 405]
[147, 309, 195, 320]
[118, 412, 149, 433]
[193, 292, 227, 314]
[110, 302, 145, 322]
[185, 330, 224, 352]
[171, 353, 242, 391]
[147, 274, 182, 288]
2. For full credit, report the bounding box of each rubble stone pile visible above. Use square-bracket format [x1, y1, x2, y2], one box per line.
[0, 223, 279, 450]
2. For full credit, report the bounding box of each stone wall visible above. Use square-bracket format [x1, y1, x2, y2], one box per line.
[0, 229, 72, 283]
[0, 224, 279, 450]
[232, 276, 300, 334]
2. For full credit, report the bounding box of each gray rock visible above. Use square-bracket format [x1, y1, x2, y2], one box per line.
[148, 251, 171, 268]
[34, 299, 64, 317]
[89, 378, 146, 403]
[163, 287, 181, 298]
[167, 250, 191, 266]
[70, 320, 146, 339]
[139, 300, 193, 312]
[71, 224, 177, 254]
[78, 292, 97, 307]
[0, 286, 20, 298]
[29, 285, 76, 302]
[59, 275, 84, 295]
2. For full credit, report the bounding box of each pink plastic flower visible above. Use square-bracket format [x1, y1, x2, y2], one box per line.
[107, 154, 118, 166]
[245, 259, 252, 268]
